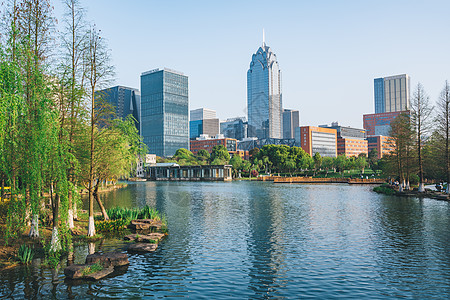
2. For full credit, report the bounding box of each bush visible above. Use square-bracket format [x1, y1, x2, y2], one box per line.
[17, 245, 34, 264]
[409, 174, 420, 185]
[373, 184, 396, 195]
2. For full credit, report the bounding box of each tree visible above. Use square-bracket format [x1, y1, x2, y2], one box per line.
[368, 148, 379, 170]
[411, 83, 434, 192]
[354, 156, 367, 173]
[313, 152, 322, 175]
[210, 145, 230, 164]
[388, 112, 415, 191]
[434, 81, 450, 194]
[229, 155, 243, 177]
[60, 0, 89, 229]
[196, 149, 210, 164]
[84, 24, 114, 236]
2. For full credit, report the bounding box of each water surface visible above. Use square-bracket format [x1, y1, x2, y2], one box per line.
[1, 181, 450, 299]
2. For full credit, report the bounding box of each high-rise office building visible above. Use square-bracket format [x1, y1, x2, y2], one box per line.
[220, 117, 248, 140]
[374, 74, 410, 113]
[140, 68, 189, 157]
[96, 85, 141, 134]
[283, 109, 299, 139]
[247, 33, 282, 139]
[190, 108, 217, 121]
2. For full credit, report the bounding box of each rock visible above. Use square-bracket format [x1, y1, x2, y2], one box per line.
[124, 233, 138, 241]
[84, 266, 114, 280]
[128, 243, 158, 253]
[64, 264, 86, 279]
[137, 233, 165, 243]
[85, 252, 129, 267]
[124, 233, 166, 243]
[128, 219, 163, 231]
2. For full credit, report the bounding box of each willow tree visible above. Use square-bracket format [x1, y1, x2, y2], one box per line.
[83, 25, 114, 236]
[411, 83, 434, 192]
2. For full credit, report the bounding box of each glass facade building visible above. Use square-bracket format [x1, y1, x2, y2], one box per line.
[283, 109, 299, 139]
[220, 117, 248, 141]
[96, 86, 141, 134]
[140, 68, 189, 157]
[374, 74, 410, 113]
[247, 40, 282, 139]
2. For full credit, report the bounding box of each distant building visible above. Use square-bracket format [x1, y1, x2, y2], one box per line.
[220, 117, 248, 140]
[283, 109, 299, 139]
[140, 68, 189, 157]
[363, 111, 408, 136]
[367, 136, 395, 159]
[234, 150, 250, 160]
[190, 108, 217, 121]
[189, 118, 220, 139]
[374, 74, 410, 113]
[298, 126, 337, 157]
[247, 34, 282, 139]
[96, 85, 141, 134]
[190, 136, 237, 155]
[319, 122, 367, 157]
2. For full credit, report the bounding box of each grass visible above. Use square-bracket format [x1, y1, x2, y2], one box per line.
[103, 205, 163, 223]
[17, 245, 34, 264]
[81, 262, 104, 276]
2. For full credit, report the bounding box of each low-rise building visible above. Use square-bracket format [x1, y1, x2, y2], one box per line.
[190, 136, 237, 155]
[367, 135, 395, 159]
[320, 122, 367, 157]
[298, 126, 337, 157]
[363, 111, 409, 136]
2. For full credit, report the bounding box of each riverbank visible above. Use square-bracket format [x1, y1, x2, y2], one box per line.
[373, 183, 450, 201]
[0, 182, 154, 271]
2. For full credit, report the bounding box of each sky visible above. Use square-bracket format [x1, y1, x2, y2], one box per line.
[53, 0, 450, 128]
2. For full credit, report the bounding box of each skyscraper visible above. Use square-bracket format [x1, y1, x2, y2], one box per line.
[96, 85, 141, 134]
[374, 74, 410, 113]
[282, 109, 299, 139]
[140, 68, 189, 157]
[247, 32, 282, 139]
[190, 108, 217, 121]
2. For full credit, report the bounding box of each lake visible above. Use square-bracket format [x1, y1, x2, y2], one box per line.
[1, 181, 450, 299]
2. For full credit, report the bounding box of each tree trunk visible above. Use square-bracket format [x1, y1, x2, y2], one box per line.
[67, 185, 74, 227]
[50, 186, 61, 252]
[1, 177, 4, 201]
[94, 181, 109, 220]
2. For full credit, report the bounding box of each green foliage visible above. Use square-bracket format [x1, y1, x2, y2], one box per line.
[17, 245, 34, 264]
[210, 145, 230, 163]
[409, 174, 420, 185]
[46, 250, 61, 269]
[373, 184, 396, 195]
[82, 262, 104, 276]
[105, 205, 164, 224]
[95, 219, 128, 232]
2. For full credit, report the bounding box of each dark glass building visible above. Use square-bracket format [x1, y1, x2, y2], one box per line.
[247, 37, 282, 139]
[140, 68, 189, 157]
[283, 109, 299, 139]
[96, 85, 141, 134]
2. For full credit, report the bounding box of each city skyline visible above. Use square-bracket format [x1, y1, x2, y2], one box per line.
[53, 0, 450, 128]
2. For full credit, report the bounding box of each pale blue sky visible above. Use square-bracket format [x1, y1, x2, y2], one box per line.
[54, 0, 450, 128]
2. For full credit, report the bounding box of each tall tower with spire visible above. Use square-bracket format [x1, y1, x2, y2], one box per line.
[247, 31, 282, 139]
